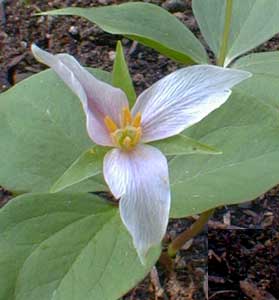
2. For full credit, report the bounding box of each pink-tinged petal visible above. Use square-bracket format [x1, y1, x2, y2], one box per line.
[103, 144, 170, 262]
[132, 65, 252, 142]
[31, 44, 129, 146]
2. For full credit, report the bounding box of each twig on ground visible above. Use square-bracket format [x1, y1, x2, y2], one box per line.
[150, 267, 169, 300]
[209, 290, 238, 299]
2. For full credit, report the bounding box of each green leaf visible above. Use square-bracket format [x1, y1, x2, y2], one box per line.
[193, 0, 279, 66]
[0, 68, 110, 194]
[40, 2, 208, 64]
[232, 51, 279, 108]
[50, 146, 109, 193]
[113, 41, 136, 107]
[169, 53, 279, 217]
[52, 135, 221, 193]
[152, 134, 222, 156]
[0, 193, 160, 300]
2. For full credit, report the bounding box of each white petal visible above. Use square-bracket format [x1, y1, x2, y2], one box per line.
[132, 65, 251, 142]
[31, 44, 129, 146]
[103, 145, 170, 262]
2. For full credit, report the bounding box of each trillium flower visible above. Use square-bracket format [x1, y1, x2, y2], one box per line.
[31, 44, 251, 262]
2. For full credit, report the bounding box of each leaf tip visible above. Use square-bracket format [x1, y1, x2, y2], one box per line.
[116, 40, 123, 50]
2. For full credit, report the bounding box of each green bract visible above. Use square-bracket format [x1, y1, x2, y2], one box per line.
[113, 41, 137, 106]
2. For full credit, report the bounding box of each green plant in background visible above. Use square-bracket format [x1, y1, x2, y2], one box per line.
[0, 1, 279, 300]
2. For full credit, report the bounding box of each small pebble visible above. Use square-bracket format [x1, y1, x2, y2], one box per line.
[108, 50, 116, 61]
[162, 0, 187, 13]
[20, 41, 27, 48]
[133, 73, 144, 83]
[69, 26, 79, 36]
[173, 12, 184, 19]
[36, 16, 45, 24]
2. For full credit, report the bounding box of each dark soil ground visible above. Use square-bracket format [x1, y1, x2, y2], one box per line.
[0, 0, 279, 299]
[208, 230, 279, 300]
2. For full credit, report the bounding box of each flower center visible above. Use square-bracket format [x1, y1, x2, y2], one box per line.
[104, 107, 142, 151]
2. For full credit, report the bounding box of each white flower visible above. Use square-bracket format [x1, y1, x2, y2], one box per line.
[32, 44, 251, 262]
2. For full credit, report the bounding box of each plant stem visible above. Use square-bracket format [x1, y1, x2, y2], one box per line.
[217, 0, 233, 66]
[158, 251, 174, 272]
[167, 208, 214, 257]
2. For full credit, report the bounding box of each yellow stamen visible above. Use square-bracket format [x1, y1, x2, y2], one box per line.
[133, 127, 142, 146]
[103, 107, 142, 151]
[104, 116, 118, 133]
[122, 107, 132, 127]
[132, 112, 141, 128]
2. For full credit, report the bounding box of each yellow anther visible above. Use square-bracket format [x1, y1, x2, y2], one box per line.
[122, 107, 132, 127]
[133, 127, 142, 146]
[132, 112, 141, 128]
[104, 116, 118, 133]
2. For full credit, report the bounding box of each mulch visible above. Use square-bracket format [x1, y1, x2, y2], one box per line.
[208, 229, 279, 300]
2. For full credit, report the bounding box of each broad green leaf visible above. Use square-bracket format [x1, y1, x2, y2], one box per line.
[232, 51, 279, 75]
[0, 193, 160, 300]
[52, 135, 221, 193]
[232, 51, 279, 108]
[40, 2, 208, 64]
[193, 0, 279, 66]
[0, 68, 110, 194]
[169, 54, 279, 217]
[50, 146, 109, 193]
[113, 41, 136, 107]
[152, 134, 222, 156]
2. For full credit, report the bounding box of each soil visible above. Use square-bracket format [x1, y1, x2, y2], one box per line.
[208, 230, 279, 300]
[0, 0, 279, 300]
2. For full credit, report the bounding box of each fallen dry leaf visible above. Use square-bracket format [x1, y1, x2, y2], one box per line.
[240, 280, 276, 300]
